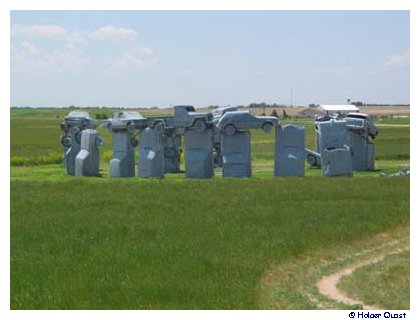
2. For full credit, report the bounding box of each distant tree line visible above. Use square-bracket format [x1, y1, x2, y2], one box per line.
[10, 102, 410, 109]
[308, 103, 320, 108]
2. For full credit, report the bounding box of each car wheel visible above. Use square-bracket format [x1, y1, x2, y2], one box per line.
[165, 147, 175, 158]
[130, 137, 138, 148]
[307, 154, 318, 167]
[225, 124, 236, 135]
[194, 119, 206, 132]
[127, 122, 137, 134]
[61, 136, 72, 148]
[262, 122, 273, 133]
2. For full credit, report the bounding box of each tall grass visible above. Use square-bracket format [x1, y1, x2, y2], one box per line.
[10, 152, 63, 166]
[11, 178, 409, 309]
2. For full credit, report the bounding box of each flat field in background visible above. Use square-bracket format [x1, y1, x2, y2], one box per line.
[10, 107, 410, 309]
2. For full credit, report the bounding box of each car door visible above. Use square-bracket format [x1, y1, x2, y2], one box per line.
[241, 112, 255, 130]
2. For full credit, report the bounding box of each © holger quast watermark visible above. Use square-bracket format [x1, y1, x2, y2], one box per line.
[349, 311, 407, 319]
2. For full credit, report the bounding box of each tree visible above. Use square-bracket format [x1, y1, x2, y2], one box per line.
[95, 113, 108, 120]
[282, 109, 289, 119]
[351, 101, 364, 107]
[271, 109, 278, 118]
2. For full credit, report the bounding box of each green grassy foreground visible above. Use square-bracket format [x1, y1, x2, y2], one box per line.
[11, 177, 409, 309]
[10, 108, 410, 309]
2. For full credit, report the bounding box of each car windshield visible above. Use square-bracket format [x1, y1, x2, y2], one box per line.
[347, 114, 367, 120]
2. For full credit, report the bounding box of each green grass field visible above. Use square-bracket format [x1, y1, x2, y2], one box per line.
[10, 108, 410, 309]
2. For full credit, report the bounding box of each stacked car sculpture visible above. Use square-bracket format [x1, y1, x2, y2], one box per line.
[60, 105, 378, 178]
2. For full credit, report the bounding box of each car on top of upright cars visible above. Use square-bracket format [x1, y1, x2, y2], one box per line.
[216, 111, 278, 135]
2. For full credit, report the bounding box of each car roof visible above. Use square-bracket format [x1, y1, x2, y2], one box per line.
[347, 113, 369, 119]
[225, 111, 250, 115]
[213, 106, 237, 112]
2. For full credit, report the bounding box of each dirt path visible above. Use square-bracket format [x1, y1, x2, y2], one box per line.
[317, 255, 385, 309]
[259, 226, 409, 309]
[316, 246, 408, 310]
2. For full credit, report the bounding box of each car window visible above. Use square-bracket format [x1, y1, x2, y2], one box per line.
[243, 113, 253, 121]
[186, 106, 195, 112]
[347, 114, 367, 120]
[236, 113, 246, 121]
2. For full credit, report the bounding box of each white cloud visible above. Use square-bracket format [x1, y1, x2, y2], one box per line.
[11, 24, 138, 44]
[92, 25, 138, 40]
[11, 41, 89, 74]
[20, 41, 39, 55]
[11, 24, 152, 76]
[105, 47, 157, 76]
[11, 24, 68, 39]
[385, 52, 410, 68]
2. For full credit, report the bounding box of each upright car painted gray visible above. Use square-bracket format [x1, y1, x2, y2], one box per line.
[75, 129, 103, 177]
[211, 106, 239, 166]
[106, 111, 145, 177]
[316, 118, 353, 177]
[274, 124, 306, 177]
[344, 113, 378, 171]
[60, 111, 96, 175]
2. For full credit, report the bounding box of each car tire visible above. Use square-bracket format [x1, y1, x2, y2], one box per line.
[225, 124, 236, 135]
[165, 147, 175, 158]
[61, 136, 72, 148]
[194, 119, 206, 132]
[130, 137, 139, 148]
[127, 122, 137, 134]
[307, 154, 318, 167]
[262, 122, 273, 133]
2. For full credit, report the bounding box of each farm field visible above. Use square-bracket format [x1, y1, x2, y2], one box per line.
[10, 108, 410, 309]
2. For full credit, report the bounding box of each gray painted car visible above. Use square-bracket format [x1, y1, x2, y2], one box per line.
[216, 111, 278, 135]
[105, 111, 147, 133]
[345, 112, 378, 139]
[173, 105, 213, 131]
[212, 106, 238, 123]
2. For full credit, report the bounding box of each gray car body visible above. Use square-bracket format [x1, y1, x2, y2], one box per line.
[212, 106, 239, 123]
[173, 105, 213, 129]
[105, 111, 147, 132]
[345, 112, 378, 139]
[216, 111, 278, 133]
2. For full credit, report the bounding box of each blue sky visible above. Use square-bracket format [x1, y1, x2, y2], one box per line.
[10, 10, 410, 107]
